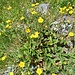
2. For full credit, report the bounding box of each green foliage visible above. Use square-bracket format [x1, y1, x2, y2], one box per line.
[0, 0, 75, 75]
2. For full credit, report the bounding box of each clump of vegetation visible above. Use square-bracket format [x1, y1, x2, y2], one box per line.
[0, 0, 75, 75]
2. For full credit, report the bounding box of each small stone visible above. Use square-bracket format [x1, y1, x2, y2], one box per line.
[31, 0, 36, 3]
[37, 3, 49, 15]
[52, 21, 59, 25]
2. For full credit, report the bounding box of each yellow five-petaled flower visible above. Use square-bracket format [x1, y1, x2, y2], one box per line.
[30, 31, 39, 38]
[36, 68, 43, 75]
[27, 71, 30, 75]
[22, 73, 25, 75]
[1, 55, 6, 61]
[69, 10, 74, 15]
[31, 11, 37, 15]
[25, 28, 30, 33]
[19, 61, 25, 68]
[9, 72, 14, 75]
[0, 32, 1, 36]
[20, 16, 25, 20]
[5, 24, 12, 29]
[35, 3, 39, 6]
[7, 6, 12, 10]
[31, 4, 35, 7]
[67, 20, 70, 23]
[68, 32, 74, 37]
[6, 20, 11, 23]
[52, 73, 57, 75]
[38, 17, 44, 23]
[69, 6, 73, 9]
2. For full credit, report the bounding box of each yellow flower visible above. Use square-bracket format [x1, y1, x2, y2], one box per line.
[31, 32, 39, 38]
[35, 3, 39, 6]
[31, 4, 35, 7]
[59, 8, 63, 12]
[63, 62, 67, 65]
[67, 20, 70, 23]
[30, 34, 35, 38]
[9, 26, 12, 29]
[27, 71, 30, 75]
[38, 17, 44, 23]
[63, 6, 67, 10]
[34, 32, 39, 36]
[7, 6, 12, 10]
[69, 10, 74, 15]
[59, 10, 62, 13]
[52, 73, 57, 75]
[59, 11, 65, 14]
[33, 34, 39, 38]
[1, 55, 6, 61]
[60, 37, 64, 40]
[9, 72, 14, 75]
[69, 6, 73, 9]
[22, 73, 24, 75]
[30, 32, 39, 38]
[5, 24, 9, 28]
[5, 24, 12, 29]
[19, 61, 25, 68]
[30, 8, 34, 11]
[20, 16, 24, 20]
[25, 28, 30, 33]
[59, 8, 63, 11]
[36, 68, 43, 75]
[31, 11, 37, 15]
[66, 8, 69, 12]
[68, 32, 74, 36]
[6, 20, 11, 23]
[0, 32, 1, 36]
